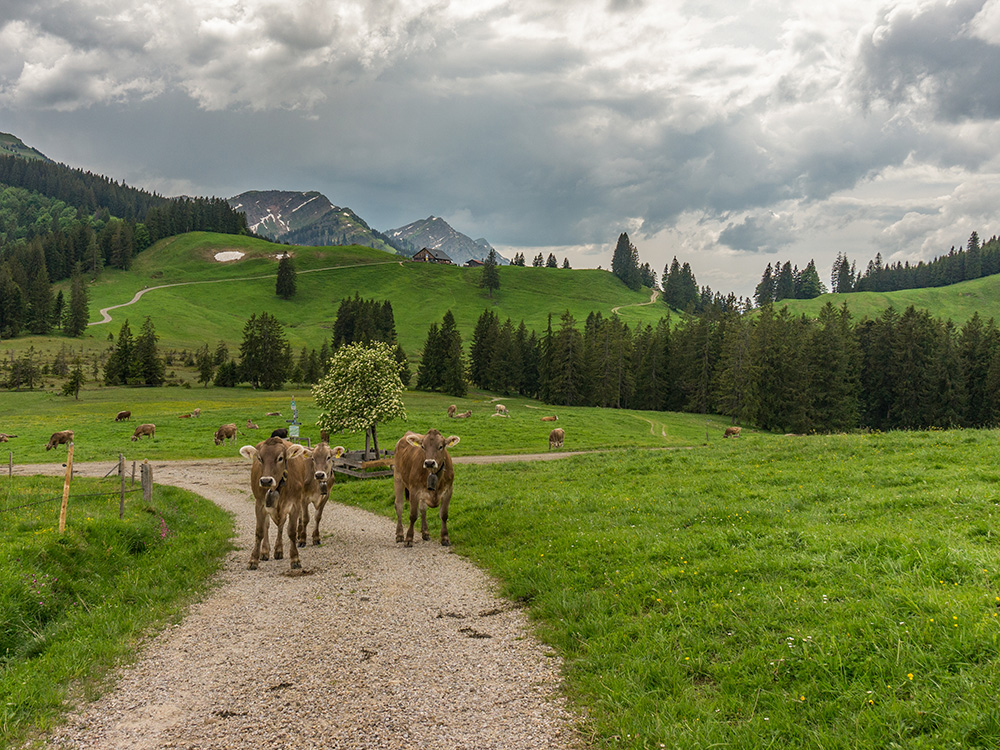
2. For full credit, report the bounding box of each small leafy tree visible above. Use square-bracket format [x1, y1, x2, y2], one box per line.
[313, 341, 406, 454]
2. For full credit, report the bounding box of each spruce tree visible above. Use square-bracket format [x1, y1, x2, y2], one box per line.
[104, 319, 136, 385]
[276, 253, 297, 299]
[480, 248, 501, 297]
[66, 273, 89, 338]
[134, 317, 166, 386]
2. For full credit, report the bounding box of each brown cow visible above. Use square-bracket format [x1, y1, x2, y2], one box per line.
[46, 430, 74, 450]
[493, 404, 509, 417]
[179, 413, 192, 418]
[115, 410, 131, 422]
[131, 423, 155, 441]
[247, 419, 259, 429]
[214, 423, 238, 446]
[266, 411, 282, 417]
[0, 433, 17, 442]
[271, 428, 289, 439]
[724, 426, 742, 438]
[541, 415, 558, 422]
[296, 442, 346, 547]
[447, 404, 458, 418]
[453, 410, 472, 419]
[393, 429, 460, 547]
[192, 408, 201, 418]
[239, 437, 311, 571]
[548, 427, 565, 450]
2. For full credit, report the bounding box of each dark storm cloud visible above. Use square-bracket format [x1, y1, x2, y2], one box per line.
[856, 0, 1000, 122]
[718, 213, 796, 254]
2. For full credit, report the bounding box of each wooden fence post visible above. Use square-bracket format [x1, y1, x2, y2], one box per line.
[58, 442, 75, 534]
[8, 450, 11, 477]
[132, 460, 136, 486]
[141, 461, 152, 504]
[119, 453, 126, 519]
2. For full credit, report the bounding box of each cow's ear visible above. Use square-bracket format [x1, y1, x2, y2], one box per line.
[445, 435, 461, 448]
[286, 444, 307, 460]
[405, 434, 423, 448]
[239, 445, 258, 461]
[333, 445, 346, 457]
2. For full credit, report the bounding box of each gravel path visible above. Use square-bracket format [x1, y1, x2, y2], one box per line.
[16, 458, 584, 749]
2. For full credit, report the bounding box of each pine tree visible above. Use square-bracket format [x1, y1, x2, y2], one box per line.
[416, 323, 443, 390]
[774, 261, 795, 301]
[546, 253, 559, 268]
[480, 248, 501, 297]
[104, 319, 137, 385]
[196, 344, 214, 387]
[546, 311, 585, 405]
[275, 253, 297, 299]
[796, 259, 826, 299]
[754, 264, 775, 307]
[134, 317, 166, 386]
[611, 232, 641, 290]
[439, 311, 466, 397]
[65, 272, 89, 338]
[62, 358, 86, 399]
[239, 312, 289, 390]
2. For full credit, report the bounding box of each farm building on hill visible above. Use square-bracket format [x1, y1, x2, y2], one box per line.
[412, 247, 454, 264]
[465, 258, 484, 267]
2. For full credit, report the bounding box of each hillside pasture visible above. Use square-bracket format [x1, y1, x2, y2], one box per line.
[70, 232, 658, 356]
[335, 428, 1000, 749]
[0, 387, 733, 465]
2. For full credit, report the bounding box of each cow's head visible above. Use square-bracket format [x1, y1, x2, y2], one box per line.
[406, 430, 460, 489]
[307, 443, 345, 494]
[240, 437, 306, 506]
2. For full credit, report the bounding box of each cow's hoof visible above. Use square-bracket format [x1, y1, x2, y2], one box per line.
[422, 533, 431, 541]
[274, 551, 283, 560]
[291, 561, 301, 570]
[405, 540, 413, 548]
[396, 534, 404, 543]
[260, 553, 269, 561]
[297, 541, 305, 548]
[248, 561, 258, 570]
[313, 539, 322, 546]
[441, 538, 451, 547]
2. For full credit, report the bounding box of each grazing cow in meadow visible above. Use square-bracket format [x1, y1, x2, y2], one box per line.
[724, 426, 742, 438]
[271, 428, 289, 439]
[131, 423, 155, 441]
[541, 415, 558, 422]
[247, 419, 259, 429]
[115, 410, 131, 422]
[45, 430, 74, 451]
[239, 437, 312, 571]
[192, 408, 201, 418]
[548, 427, 565, 450]
[447, 404, 457, 418]
[393, 429, 460, 547]
[214, 423, 238, 446]
[493, 404, 509, 417]
[296, 442, 346, 547]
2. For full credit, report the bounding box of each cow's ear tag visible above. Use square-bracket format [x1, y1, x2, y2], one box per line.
[445, 435, 461, 448]
[406, 435, 423, 448]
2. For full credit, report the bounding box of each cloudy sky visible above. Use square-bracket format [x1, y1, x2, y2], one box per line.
[3, 0, 1000, 297]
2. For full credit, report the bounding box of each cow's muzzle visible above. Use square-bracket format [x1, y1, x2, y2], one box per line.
[259, 476, 276, 489]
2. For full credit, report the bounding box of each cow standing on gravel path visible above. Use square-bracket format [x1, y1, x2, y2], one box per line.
[240, 437, 310, 571]
[297, 442, 346, 547]
[393, 429, 460, 547]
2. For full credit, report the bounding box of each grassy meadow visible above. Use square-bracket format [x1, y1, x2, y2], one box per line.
[336, 428, 1000, 749]
[0, 386, 733, 465]
[32, 231, 662, 362]
[0, 475, 233, 747]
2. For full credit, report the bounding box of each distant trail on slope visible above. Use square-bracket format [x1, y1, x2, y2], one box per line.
[89, 260, 401, 326]
[611, 288, 660, 314]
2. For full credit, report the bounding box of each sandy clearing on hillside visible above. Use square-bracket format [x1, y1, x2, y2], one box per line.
[15, 458, 584, 750]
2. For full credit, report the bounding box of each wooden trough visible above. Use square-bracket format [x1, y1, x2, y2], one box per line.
[333, 449, 394, 479]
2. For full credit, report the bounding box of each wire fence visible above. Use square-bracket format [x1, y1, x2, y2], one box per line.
[0, 449, 154, 527]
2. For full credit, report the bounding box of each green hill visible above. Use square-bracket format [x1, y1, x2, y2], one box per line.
[768, 274, 1000, 325]
[67, 232, 658, 359]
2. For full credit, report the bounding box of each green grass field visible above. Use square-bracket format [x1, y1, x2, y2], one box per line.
[773, 274, 1000, 326]
[0, 386, 733, 465]
[43, 232, 661, 359]
[0, 475, 233, 748]
[335, 428, 1000, 749]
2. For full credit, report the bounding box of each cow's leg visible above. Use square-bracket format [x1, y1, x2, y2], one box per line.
[312, 495, 328, 546]
[394, 483, 408, 544]
[260, 514, 271, 561]
[405, 492, 420, 547]
[287, 505, 302, 570]
[297, 501, 310, 547]
[249, 506, 266, 569]
[420, 501, 430, 541]
[273, 515, 285, 560]
[439, 489, 452, 547]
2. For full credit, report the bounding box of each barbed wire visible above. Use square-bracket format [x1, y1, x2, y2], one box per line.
[0, 487, 143, 514]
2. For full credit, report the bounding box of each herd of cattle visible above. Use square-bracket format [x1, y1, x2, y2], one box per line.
[35, 400, 742, 573]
